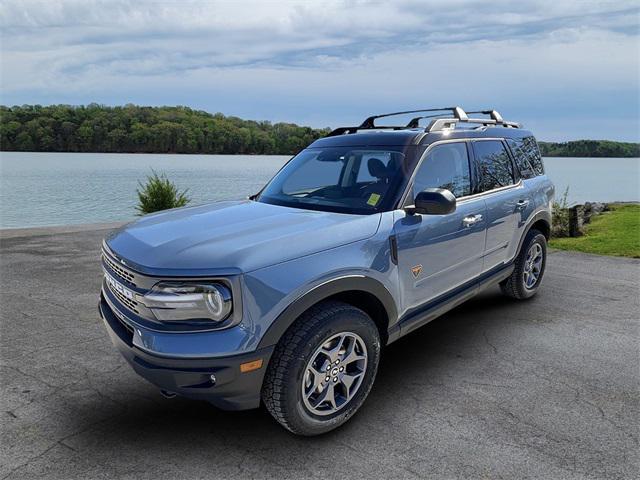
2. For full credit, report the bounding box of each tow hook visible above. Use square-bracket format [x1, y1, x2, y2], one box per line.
[160, 389, 177, 399]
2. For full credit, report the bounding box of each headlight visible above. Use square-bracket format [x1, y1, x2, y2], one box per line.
[142, 282, 232, 323]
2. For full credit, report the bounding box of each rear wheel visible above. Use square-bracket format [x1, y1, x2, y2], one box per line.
[500, 229, 547, 300]
[261, 301, 380, 436]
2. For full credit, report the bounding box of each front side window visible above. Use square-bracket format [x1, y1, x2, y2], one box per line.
[473, 140, 515, 192]
[258, 147, 406, 214]
[411, 142, 471, 200]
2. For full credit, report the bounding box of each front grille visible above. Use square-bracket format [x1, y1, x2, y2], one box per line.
[102, 252, 136, 287]
[107, 281, 140, 314]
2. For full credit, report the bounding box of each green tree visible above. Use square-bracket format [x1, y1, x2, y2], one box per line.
[136, 170, 191, 214]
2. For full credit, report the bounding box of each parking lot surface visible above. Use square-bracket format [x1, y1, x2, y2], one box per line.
[1, 225, 638, 479]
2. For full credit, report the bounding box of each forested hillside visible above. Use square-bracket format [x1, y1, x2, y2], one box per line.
[1, 104, 638, 157]
[538, 140, 639, 158]
[0, 104, 330, 154]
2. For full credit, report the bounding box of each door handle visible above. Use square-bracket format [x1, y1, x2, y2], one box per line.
[515, 199, 530, 211]
[462, 214, 483, 228]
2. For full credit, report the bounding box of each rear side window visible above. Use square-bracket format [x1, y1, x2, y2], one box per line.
[508, 136, 544, 177]
[472, 140, 515, 192]
[412, 142, 471, 199]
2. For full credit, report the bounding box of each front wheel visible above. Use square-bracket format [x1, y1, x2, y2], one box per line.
[500, 228, 547, 300]
[261, 301, 381, 436]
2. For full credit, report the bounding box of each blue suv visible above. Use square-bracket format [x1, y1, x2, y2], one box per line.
[99, 107, 554, 435]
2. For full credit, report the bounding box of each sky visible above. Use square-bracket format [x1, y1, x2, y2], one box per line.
[1, 0, 639, 141]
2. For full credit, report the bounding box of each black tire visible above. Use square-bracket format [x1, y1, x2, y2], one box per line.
[500, 228, 547, 300]
[261, 300, 381, 436]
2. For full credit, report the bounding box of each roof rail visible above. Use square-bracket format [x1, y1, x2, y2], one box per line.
[426, 117, 520, 132]
[327, 107, 468, 137]
[426, 108, 520, 132]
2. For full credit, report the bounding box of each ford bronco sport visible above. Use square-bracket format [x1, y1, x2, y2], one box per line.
[99, 107, 554, 435]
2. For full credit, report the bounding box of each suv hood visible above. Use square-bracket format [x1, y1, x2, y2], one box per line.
[106, 200, 382, 275]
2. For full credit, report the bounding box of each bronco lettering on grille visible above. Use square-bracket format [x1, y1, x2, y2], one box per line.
[104, 271, 135, 301]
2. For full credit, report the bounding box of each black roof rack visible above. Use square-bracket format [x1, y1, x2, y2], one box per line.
[359, 107, 468, 128]
[327, 106, 520, 137]
[327, 107, 467, 137]
[405, 112, 458, 128]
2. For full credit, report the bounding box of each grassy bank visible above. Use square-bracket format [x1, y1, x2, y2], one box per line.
[550, 204, 640, 258]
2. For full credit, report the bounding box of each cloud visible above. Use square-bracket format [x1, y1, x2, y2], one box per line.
[1, 0, 638, 140]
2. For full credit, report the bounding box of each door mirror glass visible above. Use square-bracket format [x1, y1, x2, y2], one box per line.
[408, 188, 456, 215]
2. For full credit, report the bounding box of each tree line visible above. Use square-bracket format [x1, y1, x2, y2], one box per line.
[1, 104, 638, 157]
[538, 140, 639, 158]
[0, 104, 330, 155]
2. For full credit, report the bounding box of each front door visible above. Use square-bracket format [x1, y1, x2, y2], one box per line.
[393, 141, 487, 317]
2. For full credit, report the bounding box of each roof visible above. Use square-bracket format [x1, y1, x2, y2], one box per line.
[310, 125, 535, 148]
[310, 129, 424, 148]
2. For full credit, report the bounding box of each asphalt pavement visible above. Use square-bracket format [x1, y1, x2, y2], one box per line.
[1, 225, 638, 479]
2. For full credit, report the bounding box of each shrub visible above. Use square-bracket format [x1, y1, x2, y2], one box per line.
[136, 170, 190, 215]
[551, 186, 570, 238]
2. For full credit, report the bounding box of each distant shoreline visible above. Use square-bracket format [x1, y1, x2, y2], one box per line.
[1, 151, 638, 159]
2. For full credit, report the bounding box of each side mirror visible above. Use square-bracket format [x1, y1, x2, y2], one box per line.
[406, 188, 456, 215]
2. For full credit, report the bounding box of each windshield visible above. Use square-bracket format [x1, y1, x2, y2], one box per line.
[257, 146, 408, 214]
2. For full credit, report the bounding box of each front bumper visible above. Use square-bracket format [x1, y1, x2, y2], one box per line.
[99, 294, 274, 410]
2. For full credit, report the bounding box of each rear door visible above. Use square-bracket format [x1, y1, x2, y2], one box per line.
[471, 139, 533, 271]
[394, 141, 487, 314]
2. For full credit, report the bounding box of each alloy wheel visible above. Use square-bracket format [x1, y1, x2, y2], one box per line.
[301, 332, 368, 416]
[523, 242, 543, 289]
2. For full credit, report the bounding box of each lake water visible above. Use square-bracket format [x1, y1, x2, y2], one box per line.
[1, 152, 638, 229]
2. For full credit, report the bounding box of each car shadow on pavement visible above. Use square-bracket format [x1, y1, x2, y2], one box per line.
[60, 288, 525, 464]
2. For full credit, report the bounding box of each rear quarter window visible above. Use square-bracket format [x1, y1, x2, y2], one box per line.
[508, 136, 544, 177]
